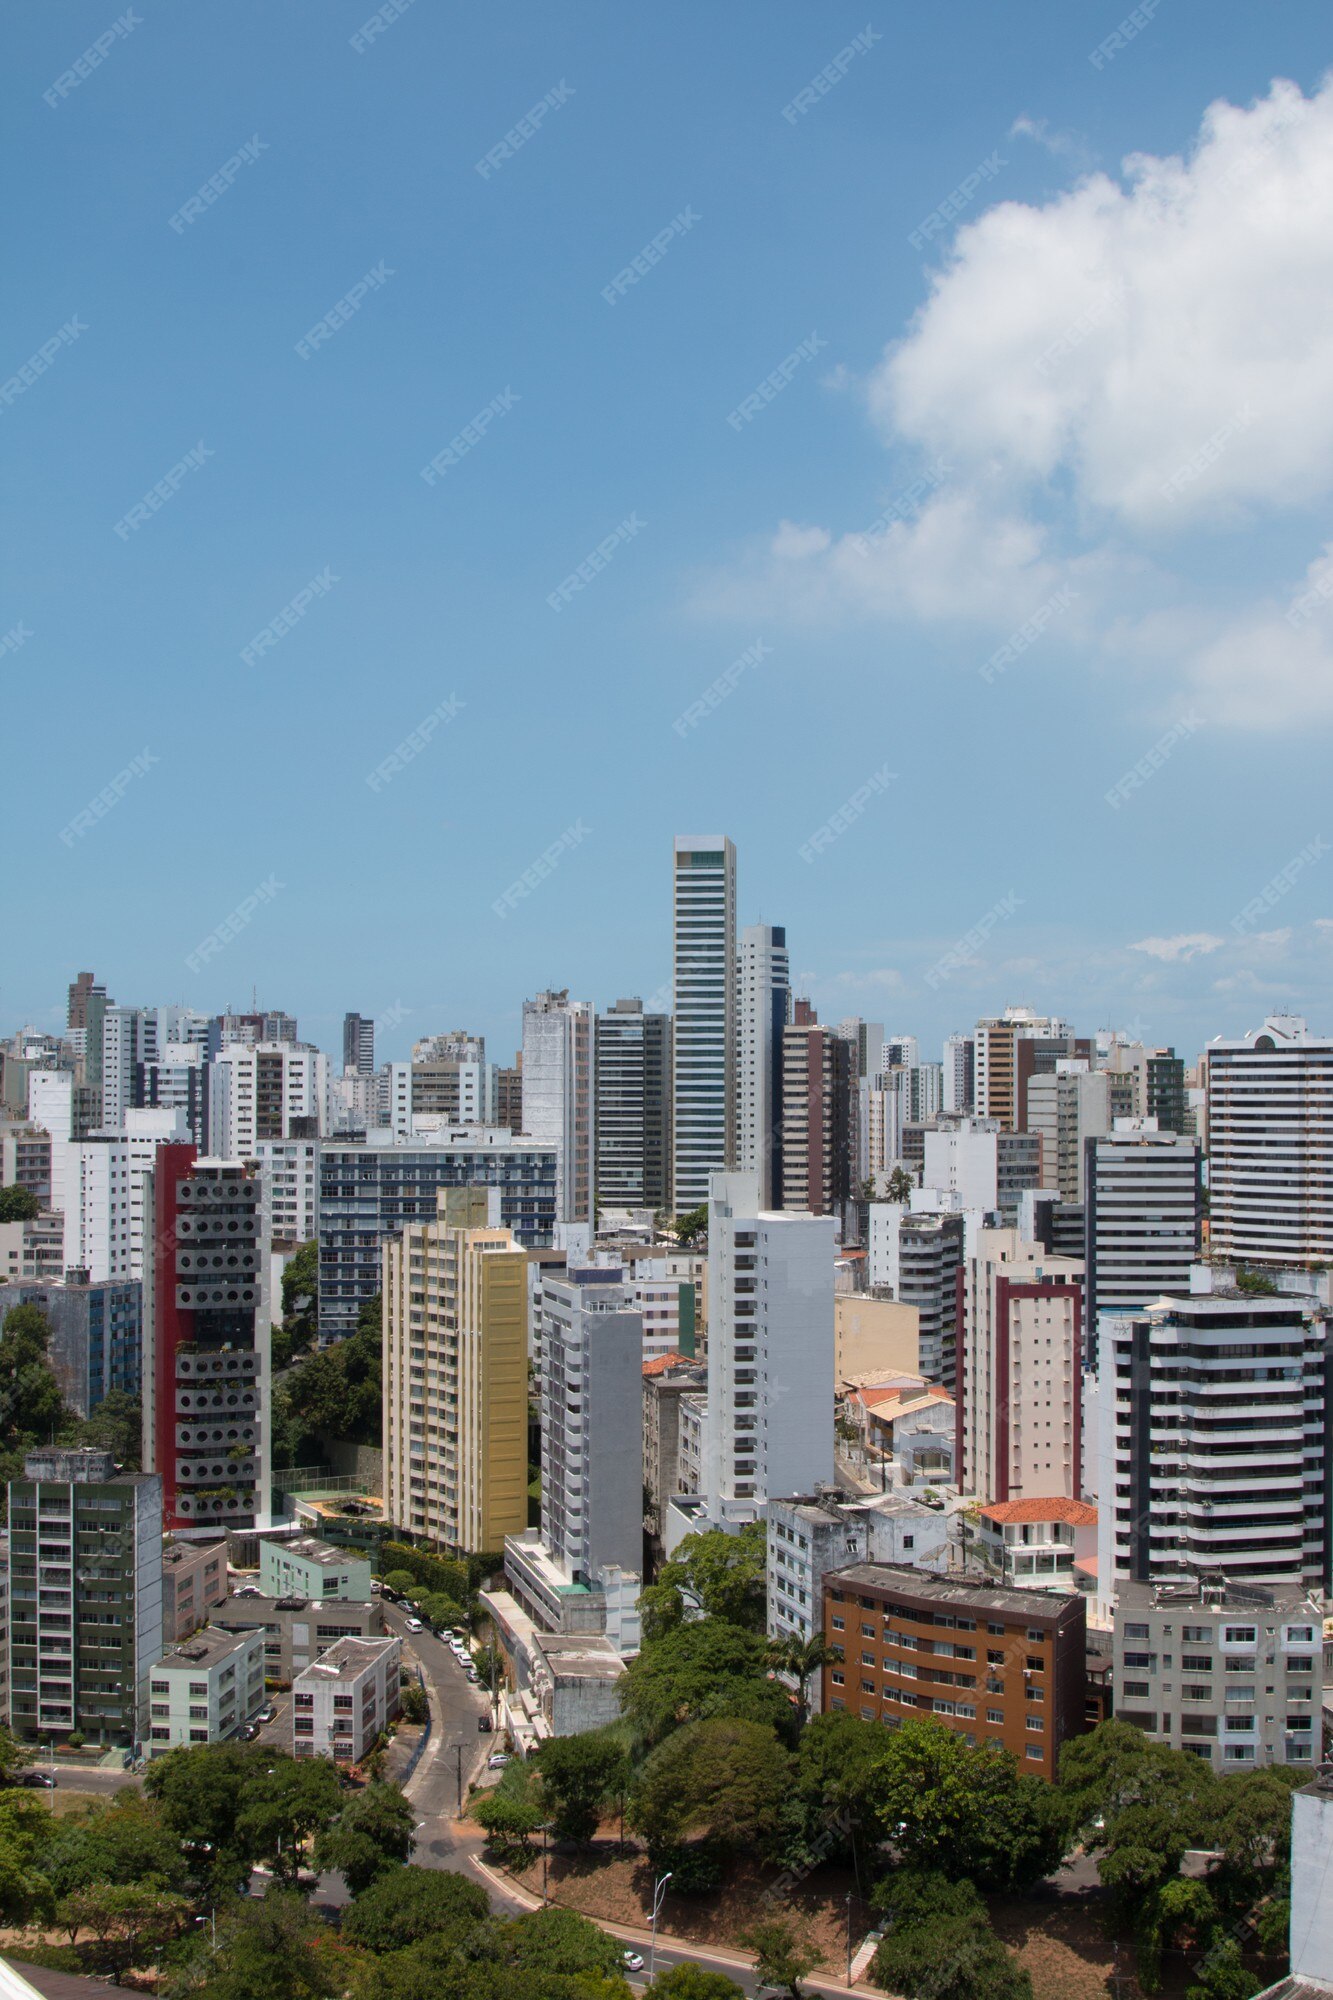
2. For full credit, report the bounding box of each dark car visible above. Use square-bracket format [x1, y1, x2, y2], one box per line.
[20, 1771, 55, 1788]
[477, 1714, 493, 1732]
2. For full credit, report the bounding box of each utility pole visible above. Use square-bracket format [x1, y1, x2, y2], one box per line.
[846, 1891, 854, 1986]
[455, 1742, 464, 1816]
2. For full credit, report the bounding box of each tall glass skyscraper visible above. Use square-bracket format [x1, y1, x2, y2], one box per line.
[671, 835, 737, 1211]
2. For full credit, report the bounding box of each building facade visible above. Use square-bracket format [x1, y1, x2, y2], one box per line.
[0, 1276, 140, 1416]
[594, 1000, 671, 1213]
[1206, 1016, 1333, 1268]
[522, 990, 594, 1227]
[780, 1009, 854, 1219]
[1083, 1123, 1201, 1364]
[259, 1536, 373, 1603]
[738, 923, 790, 1211]
[866, 1206, 966, 1389]
[672, 835, 737, 1210]
[161, 1538, 227, 1641]
[141, 1149, 272, 1537]
[958, 1229, 1083, 1504]
[148, 1625, 266, 1755]
[292, 1633, 401, 1763]
[382, 1188, 529, 1552]
[822, 1563, 1087, 1780]
[1098, 1291, 1331, 1593]
[7, 1448, 163, 1749]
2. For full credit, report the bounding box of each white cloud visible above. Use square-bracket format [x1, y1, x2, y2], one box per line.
[697, 76, 1333, 728]
[1129, 933, 1227, 962]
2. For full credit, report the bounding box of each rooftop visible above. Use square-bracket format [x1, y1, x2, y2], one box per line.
[155, 1626, 258, 1672]
[269, 1535, 356, 1567]
[829, 1562, 1084, 1623]
[297, 1634, 398, 1683]
[980, 1499, 1098, 1527]
[533, 1631, 626, 1681]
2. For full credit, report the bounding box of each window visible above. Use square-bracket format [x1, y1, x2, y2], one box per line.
[1181, 1654, 1212, 1672]
[861, 1653, 875, 1667]
[956, 1703, 976, 1719]
[1026, 1685, 1044, 1702]
[150, 1726, 170, 1740]
[1182, 1684, 1212, 1702]
[1026, 1657, 1044, 1673]
[1223, 1626, 1256, 1645]
[189, 1706, 208, 1721]
[831, 1616, 845, 1631]
[987, 1622, 1005, 1636]
[150, 1680, 169, 1695]
[1123, 1622, 1150, 1639]
[189, 1728, 209, 1743]
[831, 1672, 845, 1687]
[1286, 1625, 1314, 1645]
[1025, 1745, 1042, 1761]
[1026, 1717, 1044, 1732]
[1182, 1624, 1211, 1643]
[1123, 1682, 1150, 1698]
[1026, 1628, 1045, 1643]
[861, 1624, 875, 1638]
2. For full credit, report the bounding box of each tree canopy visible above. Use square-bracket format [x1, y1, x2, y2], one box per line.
[639, 1523, 767, 1639]
[618, 1618, 794, 1745]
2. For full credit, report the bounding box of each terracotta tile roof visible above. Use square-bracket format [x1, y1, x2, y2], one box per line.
[979, 1498, 1098, 1526]
[642, 1351, 686, 1376]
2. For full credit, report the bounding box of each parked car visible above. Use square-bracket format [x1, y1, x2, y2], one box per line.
[242, 1722, 260, 1742]
[405, 1617, 423, 1633]
[622, 1951, 644, 1972]
[256, 1705, 276, 1725]
[20, 1771, 55, 1788]
[477, 1714, 493, 1732]
[487, 1752, 510, 1770]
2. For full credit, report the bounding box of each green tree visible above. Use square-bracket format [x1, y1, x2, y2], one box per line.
[866, 1719, 1066, 1893]
[766, 1632, 838, 1726]
[381, 1569, 417, 1598]
[237, 1755, 344, 1883]
[0, 1721, 32, 1785]
[1058, 1718, 1206, 1834]
[503, 1903, 627, 1978]
[143, 1741, 259, 1883]
[0, 1187, 40, 1223]
[885, 1165, 916, 1203]
[275, 1242, 320, 1369]
[58, 1883, 191, 1984]
[619, 1618, 793, 1745]
[314, 1781, 415, 1895]
[535, 1731, 631, 1845]
[473, 1791, 545, 1862]
[790, 1709, 887, 1866]
[0, 1303, 69, 1447]
[647, 1967, 746, 2000]
[70, 1389, 142, 1469]
[44, 1791, 186, 1900]
[164, 1892, 341, 2000]
[282, 1291, 382, 1447]
[869, 1873, 1032, 2000]
[736, 1915, 821, 1997]
[639, 1522, 767, 1639]
[0, 1788, 56, 1924]
[671, 1206, 709, 1249]
[341, 1864, 490, 1954]
[1185, 1936, 1264, 2000]
[630, 1717, 791, 1859]
[416, 1592, 467, 1631]
[399, 1682, 429, 1725]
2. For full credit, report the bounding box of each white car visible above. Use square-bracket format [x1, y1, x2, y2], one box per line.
[405, 1617, 423, 1633]
[487, 1752, 510, 1770]
[622, 1950, 644, 1972]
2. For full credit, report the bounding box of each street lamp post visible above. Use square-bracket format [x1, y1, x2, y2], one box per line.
[846, 1890, 854, 1986]
[539, 1822, 554, 1905]
[648, 1870, 673, 1984]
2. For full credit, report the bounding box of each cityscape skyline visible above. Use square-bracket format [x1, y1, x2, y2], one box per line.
[8, 5, 1333, 1062]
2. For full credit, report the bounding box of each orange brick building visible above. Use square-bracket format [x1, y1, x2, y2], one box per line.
[822, 1562, 1088, 1781]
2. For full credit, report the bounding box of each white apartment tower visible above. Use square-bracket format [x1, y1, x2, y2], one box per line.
[1098, 1291, 1331, 1594]
[522, 990, 594, 1226]
[1206, 1016, 1333, 1268]
[540, 1273, 644, 1585]
[704, 1171, 835, 1526]
[738, 924, 790, 1210]
[672, 837, 738, 1211]
[208, 1043, 329, 1159]
[943, 1034, 975, 1114]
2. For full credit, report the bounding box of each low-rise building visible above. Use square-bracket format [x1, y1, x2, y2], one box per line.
[643, 1353, 707, 1550]
[480, 1585, 625, 1750]
[148, 1626, 266, 1754]
[0, 1215, 66, 1287]
[259, 1535, 372, 1603]
[1113, 1578, 1324, 1771]
[211, 1593, 385, 1683]
[822, 1562, 1087, 1781]
[834, 1295, 920, 1390]
[292, 1633, 401, 1763]
[975, 1499, 1098, 1593]
[161, 1538, 228, 1642]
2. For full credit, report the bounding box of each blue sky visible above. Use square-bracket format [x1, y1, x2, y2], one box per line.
[5, 1, 1333, 1069]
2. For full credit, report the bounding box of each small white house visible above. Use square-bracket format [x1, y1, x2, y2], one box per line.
[148, 1626, 266, 1755]
[292, 1634, 401, 1764]
[259, 1535, 373, 1603]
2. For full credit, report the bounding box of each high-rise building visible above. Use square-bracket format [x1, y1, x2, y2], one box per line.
[921, 1115, 1040, 1222]
[391, 1055, 495, 1128]
[594, 1000, 672, 1212]
[382, 1187, 528, 1552]
[958, 1228, 1083, 1504]
[101, 1005, 150, 1129]
[1098, 1289, 1331, 1593]
[539, 1273, 644, 1585]
[1083, 1123, 1201, 1363]
[7, 1446, 163, 1749]
[701, 1170, 835, 1529]
[943, 1033, 975, 1114]
[253, 1137, 320, 1246]
[672, 836, 737, 1211]
[0, 1277, 140, 1417]
[67, 972, 105, 1033]
[496, 1061, 522, 1134]
[141, 1149, 272, 1538]
[55, 1108, 191, 1282]
[343, 1013, 375, 1077]
[973, 1008, 1076, 1131]
[1206, 1016, 1333, 1269]
[781, 1007, 855, 1218]
[838, 1019, 885, 1080]
[208, 1043, 328, 1157]
[522, 990, 594, 1226]
[866, 1206, 966, 1388]
[318, 1131, 558, 1340]
[1025, 1064, 1132, 1204]
[138, 1043, 209, 1148]
[738, 924, 790, 1210]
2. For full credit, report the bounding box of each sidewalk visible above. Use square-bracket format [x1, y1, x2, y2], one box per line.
[468, 1849, 888, 1997]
